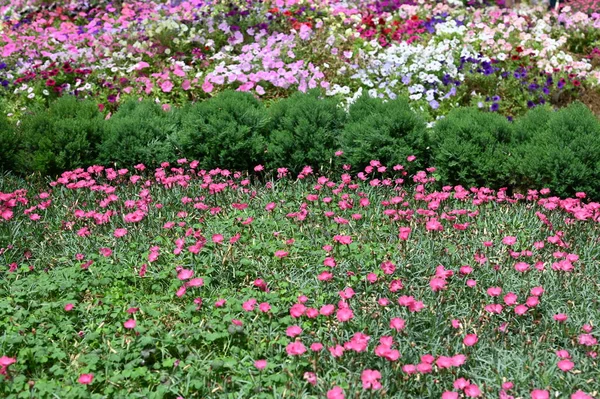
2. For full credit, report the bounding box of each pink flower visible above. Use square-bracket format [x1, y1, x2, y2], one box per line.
[286, 341, 306, 356]
[390, 317, 406, 331]
[177, 268, 194, 280]
[186, 278, 204, 287]
[303, 371, 317, 386]
[531, 390, 549, 399]
[64, 303, 74, 311]
[114, 228, 127, 237]
[571, 391, 593, 399]
[78, 373, 94, 384]
[430, 278, 447, 292]
[99, 247, 112, 257]
[327, 386, 345, 399]
[442, 392, 459, 399]
[275, 250, 289, 259]
[557, 359, 574, 371]
[361, 369, 382, 390]
[515, 305, 529, 315]
[336, 307, 354, 322]
[290, 303, 306, 317]
[502, 236, 517, 246]
[243, 299, 257, 311]
[554, 313, 568, 322]
[328, 344, 345, 358]
[399, 227, 411, 241]
[504, 292, 518, 306]
[487, 287, 502, 297]
[407, 155, 416, 162]
[254, 359, 267, 370]
[215, 299, 226, 307]
[124, 319, 136, 329]
[310, 342, 323, 351]
[286, 325, 302, 337]
[451, 354, 467, 367]
[320, 304, 335, 316]
[259, 302, 271, 312]
[0, 356, 16, 367]
[463, 334, 478, 346]
[464, 384, 482, 397]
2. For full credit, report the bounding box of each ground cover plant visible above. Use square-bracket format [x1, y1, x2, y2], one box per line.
[2, 0, 600, 120]
[1, 160, 599, 398]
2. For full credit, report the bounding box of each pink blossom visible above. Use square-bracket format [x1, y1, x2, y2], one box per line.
[327, 386, 345, 399]
[361, 369, 382, 390]
[531, 390, 549, 399]
[254, 359, 267, 370]
[336, 307, 354, 322]
[463, 334, 478, 346]
[557, 359, 574, 371]
[286, 342, 306, 356]
[124, 319, 136, 329]
[286, 325, 302, 337]
[465, 384, 482, 397]
[78, 373, 94, 384]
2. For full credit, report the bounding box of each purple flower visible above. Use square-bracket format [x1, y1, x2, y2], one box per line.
[490, 102, 499, 112]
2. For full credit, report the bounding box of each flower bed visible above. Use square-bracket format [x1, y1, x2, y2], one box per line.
[1, 0, 600, 119]
[1, 162, 599, 398]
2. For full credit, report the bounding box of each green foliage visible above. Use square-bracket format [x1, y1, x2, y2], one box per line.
[100, 99, 179, 167]
[266, 91, 346, 172]
[341, 95, 428, 171]
[515, 102, 600, 198]
[174, 91, 268, 171]
[432, 107, 514, 189]
[15, 96, 104, 176]
[0, 112, 19, 172]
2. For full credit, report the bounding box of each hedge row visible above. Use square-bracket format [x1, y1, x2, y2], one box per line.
[1, 91, 600, 199]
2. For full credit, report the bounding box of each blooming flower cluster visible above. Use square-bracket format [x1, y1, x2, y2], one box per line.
[1, 0, 599, 119]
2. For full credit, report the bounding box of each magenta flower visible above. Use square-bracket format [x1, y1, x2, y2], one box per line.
[254, 359, 267, 370]
[531, 390, 549, 399]
[286, 341, 306, 356]
[78, 373, 94, 385]
[327, 386, 345, 399]
[463, 334, 479, 347]
[123, 319, 136, 329]
[361, 369, 382, 390]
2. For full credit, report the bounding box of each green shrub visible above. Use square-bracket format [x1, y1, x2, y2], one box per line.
[0, 112, 19, 172]
[515, 102, 600, 199]
[341, 95, 428, 171]
[100, 99, 179, 167]
[266, 91, 346, 172]
[16, 96, 104, 176]
[174, 90, 268, 171]
[431, 107, 514, 189]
